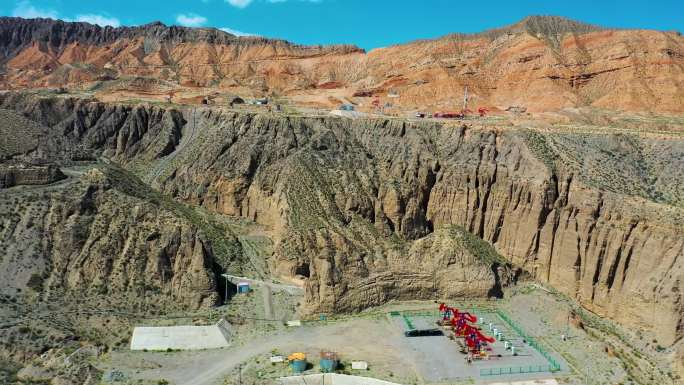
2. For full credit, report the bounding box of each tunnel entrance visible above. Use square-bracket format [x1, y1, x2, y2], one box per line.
[295, 262, 310, 278]
[487, 262, 504, 299]
[212, 261, 236, 305]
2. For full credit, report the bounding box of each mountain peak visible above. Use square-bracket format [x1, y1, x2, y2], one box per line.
[142, 21, 166, 28]
[515, 15, 603, 36]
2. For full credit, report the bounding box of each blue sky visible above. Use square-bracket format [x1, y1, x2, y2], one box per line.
[1, 0, 682, 50]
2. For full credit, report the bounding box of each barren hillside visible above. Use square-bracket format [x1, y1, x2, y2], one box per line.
[0, 14, 683, 384]
[0, 16, 682, 113]
[0, 93, 681, 349]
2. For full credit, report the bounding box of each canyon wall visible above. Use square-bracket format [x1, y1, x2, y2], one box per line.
[0, 94, 681, 346]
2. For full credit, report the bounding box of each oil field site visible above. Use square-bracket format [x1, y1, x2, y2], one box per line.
[88, 282, 667, 385]
[1, 2, 683, 385]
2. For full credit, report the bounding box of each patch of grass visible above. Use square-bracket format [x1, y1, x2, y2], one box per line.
[26, 273, 44, 292]
[522, 129, 557, 172]
[0, 359, 21, 384]
[447, 225, 507, 265]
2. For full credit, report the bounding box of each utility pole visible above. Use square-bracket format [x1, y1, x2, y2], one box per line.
[224, 275, 229, 305]
[463, 86, 469, 112]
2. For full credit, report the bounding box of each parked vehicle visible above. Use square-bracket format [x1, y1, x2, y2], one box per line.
[434, 111, 460, 118]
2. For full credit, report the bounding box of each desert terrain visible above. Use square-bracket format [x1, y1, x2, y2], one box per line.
[0, 15, 682, 385]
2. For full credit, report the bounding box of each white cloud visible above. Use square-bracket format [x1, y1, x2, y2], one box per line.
[12, 1, 58, 19]
[176, 13, 208, 27]
[76, 14, 121, 27]
[228, 0, 322, 7]
[220, 27, 257, 37]
[226, 0, 253, 8]
[11, 1, 123, 28]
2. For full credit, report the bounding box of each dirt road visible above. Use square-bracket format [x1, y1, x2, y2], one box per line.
[262, 285, 274, 320]
[222, 274, 304, 296]
[145, 108, 199, 185]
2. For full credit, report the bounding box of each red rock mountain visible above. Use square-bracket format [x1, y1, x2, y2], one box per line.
[0, 16, 682, 113]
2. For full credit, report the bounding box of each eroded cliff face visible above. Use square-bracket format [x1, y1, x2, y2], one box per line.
[0, 167, 220, 310]
[0, 94, 681, 347]
[1, 16, 682, 113]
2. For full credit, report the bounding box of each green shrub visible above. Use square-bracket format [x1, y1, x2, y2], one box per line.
[26, 273, 44, 292]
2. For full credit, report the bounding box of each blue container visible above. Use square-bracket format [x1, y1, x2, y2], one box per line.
[289, 359, 307, 373]
[320, 358, 337, 372]
[237, 282, 250, 293]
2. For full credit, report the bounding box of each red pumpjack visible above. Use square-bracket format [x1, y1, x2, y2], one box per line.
[439, 303, 495, 354]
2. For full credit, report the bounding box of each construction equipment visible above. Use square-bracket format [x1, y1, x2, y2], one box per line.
[478, 107, 489, 117]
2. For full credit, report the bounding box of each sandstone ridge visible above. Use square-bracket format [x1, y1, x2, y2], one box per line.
[0, 16, 682, 113]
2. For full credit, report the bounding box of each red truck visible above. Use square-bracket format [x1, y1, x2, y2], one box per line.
[434, 111, 465, 119]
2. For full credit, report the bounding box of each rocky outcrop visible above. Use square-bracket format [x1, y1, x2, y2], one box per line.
[0, 92, 186, 164]
[0, 17, 361, 59]
[0, 167, 220, 309]
[0, 94, 681, 347]
[150, 110, 681, 345]
[0, 163, 65, 188]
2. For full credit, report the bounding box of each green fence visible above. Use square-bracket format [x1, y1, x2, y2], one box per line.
[390, 308, 562, 376]
[480, 365, 556, 376]
[400, 310, 441, 317]
[495, 310, 561, 373]
[402, 315, 416, 331]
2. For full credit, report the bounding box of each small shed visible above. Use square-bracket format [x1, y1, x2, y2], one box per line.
[237, 282, 250, 293]
[339, 104, 355, 111]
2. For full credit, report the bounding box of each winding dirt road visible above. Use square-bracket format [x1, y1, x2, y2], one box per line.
[146, 108, 199, 185]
